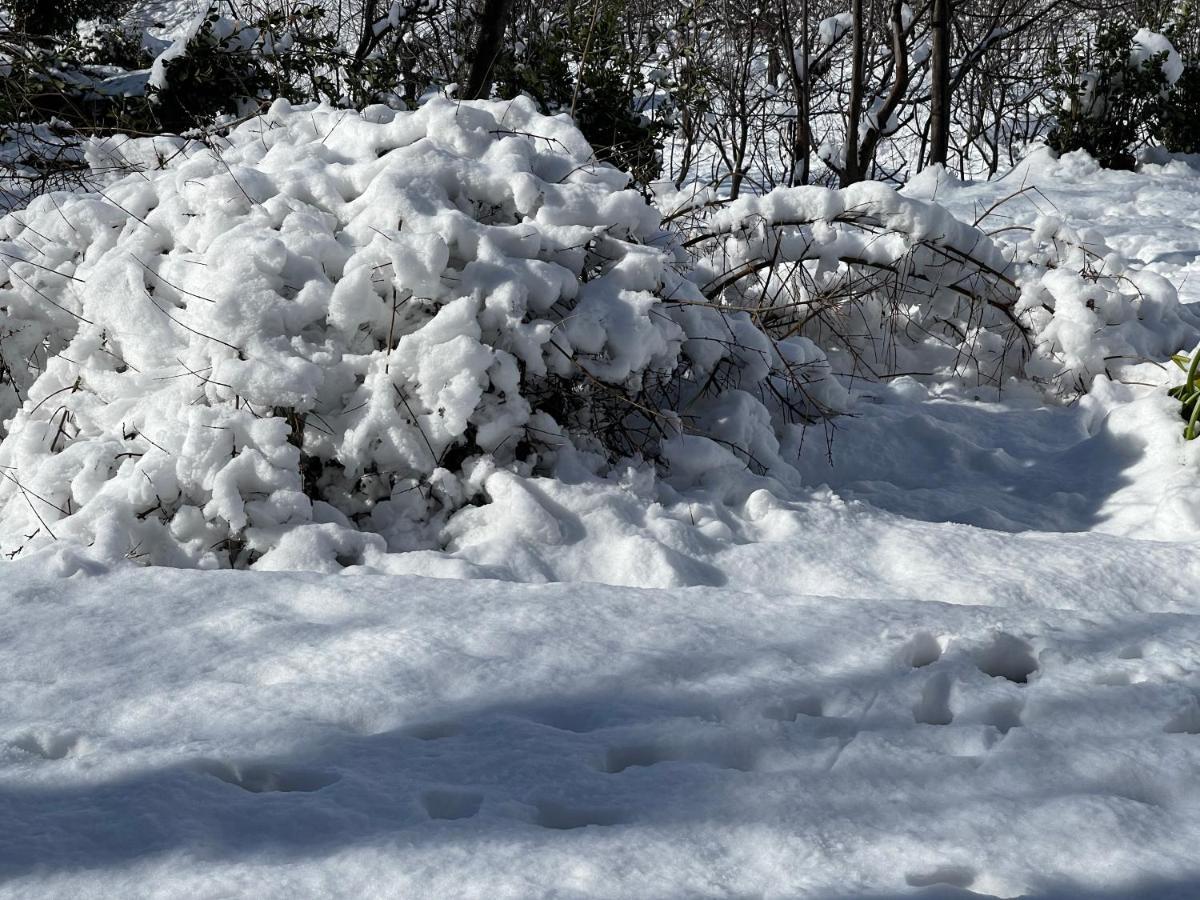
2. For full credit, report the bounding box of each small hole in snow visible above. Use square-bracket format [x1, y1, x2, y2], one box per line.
[763, 696, 823, 721]
[196, 760, 340, 793]
[905, 865, 976, 889]
[913, 672, 954, 726]
[422, 789, 482, 820]
[11, 731, 80, 760]
[902, 632, 943, 668]
[985, 699, 1023, 734]
[604, 744, 666, 773]
[977, 633, 1038, 684]
[534, 801, 625, 830]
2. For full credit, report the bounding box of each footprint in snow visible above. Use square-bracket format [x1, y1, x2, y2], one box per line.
[905, 864, 977, 889]
[602, 741, 756, 773]
[534, 800, 626, 830]
[195, 760, 340, 793]
[913, 672, 954, 726]
[976, 633, 1038, 684]
[901, 632, 944, 669]
[400, 720, 462, 741]
[10, 731, 82, 760]
[762, 695, 824, 722]
[983, 698, 1023, 735]
[422, 789, 483, 820]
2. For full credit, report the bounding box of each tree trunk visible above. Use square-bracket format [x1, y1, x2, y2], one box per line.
[464, 0, 517, 101]
[928, 0, 952, 167]
[780, 0, 812, 185]
[856, 0, 909, 176]
[842, 0, 866, 185]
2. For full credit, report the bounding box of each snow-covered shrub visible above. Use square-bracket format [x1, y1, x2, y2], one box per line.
[1048, 25, 1183, 169]
[673, 167, 1194, 396]
[489, 2, 668, 187]
[0, 4, 257, 208]
[0, 0, 386, 211]
[146, 5, 276, 132]
[998, 200, 1193, 393]
[1160, 63, 1200, 154]
[0, 97, 840, 566]
[677, 181, 1029, 389]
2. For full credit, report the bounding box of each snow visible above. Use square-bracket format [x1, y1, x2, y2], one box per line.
[1130, 29, 1185, 86]
[2, 98, 797, 567]
[818, 12, 854, 48]
[5, 107, 1200, 894]
[146, 6, 209, 90]
[3, 518, 1200, 898]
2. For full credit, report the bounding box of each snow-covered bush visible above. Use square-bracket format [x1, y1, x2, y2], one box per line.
[1, 95, 1190, 570]
[0, 0, 397, 210]
[1048, 25, 1184, 169]
[671, 164, 1194, 396]
[0, 96, 840, 566]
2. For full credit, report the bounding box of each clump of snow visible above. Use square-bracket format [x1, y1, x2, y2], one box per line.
[0, 97, 836, 567]
[817, 12, 854, 47]
[147, 6, 212, 91]
[1064, 28, 1184, 120]
[1130, 28, 1184, 86]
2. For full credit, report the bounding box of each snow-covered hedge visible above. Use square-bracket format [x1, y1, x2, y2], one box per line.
[0, 98, 1191, 569]
[0, 97, 842, 567]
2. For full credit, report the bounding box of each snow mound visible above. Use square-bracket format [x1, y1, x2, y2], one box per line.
[0, 97, 839, 567]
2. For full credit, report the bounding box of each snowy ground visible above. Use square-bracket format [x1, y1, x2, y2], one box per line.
[5, 554, 1200, 900]
[4, 152, 1200, 898]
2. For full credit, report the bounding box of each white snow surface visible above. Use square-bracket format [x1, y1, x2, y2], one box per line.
[5, 132, 1200, 894]
[3, 522, 1200, 899]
